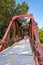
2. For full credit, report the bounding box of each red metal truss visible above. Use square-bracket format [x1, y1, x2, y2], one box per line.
[0, 14, 43, 65]
[1, 14, 33, 42]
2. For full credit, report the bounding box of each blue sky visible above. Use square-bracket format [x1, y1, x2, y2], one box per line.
[16, 0, 43, 28]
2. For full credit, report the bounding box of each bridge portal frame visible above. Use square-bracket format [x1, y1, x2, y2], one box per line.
[0, 14, 43, 65]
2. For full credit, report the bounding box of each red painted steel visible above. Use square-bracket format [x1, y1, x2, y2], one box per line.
[29, 18, 43, 65]
[2, 20, 14, 42]
[33, 19, 43, 56]
[0, 45, 2, 52]
[1, 14, 33, 42]
[0, 14, 43, 65]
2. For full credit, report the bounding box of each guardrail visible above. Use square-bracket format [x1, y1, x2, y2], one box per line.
[0, 37, 23, 52]
[29, 18, 43, 65]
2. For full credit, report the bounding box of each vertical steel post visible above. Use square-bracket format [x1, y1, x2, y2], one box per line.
[0, 45, 2, 52]
[18, 28, 21, 39]
[31, 18, 34, 40]
[29, 18, 34, 40]
[14, 21, 16, 43]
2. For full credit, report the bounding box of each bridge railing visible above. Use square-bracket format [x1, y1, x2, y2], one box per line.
[0, 36, 23, 51]
[29, 18, 43, 65]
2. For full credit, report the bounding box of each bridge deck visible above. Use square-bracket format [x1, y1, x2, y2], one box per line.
[0, 38, 35, 65]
